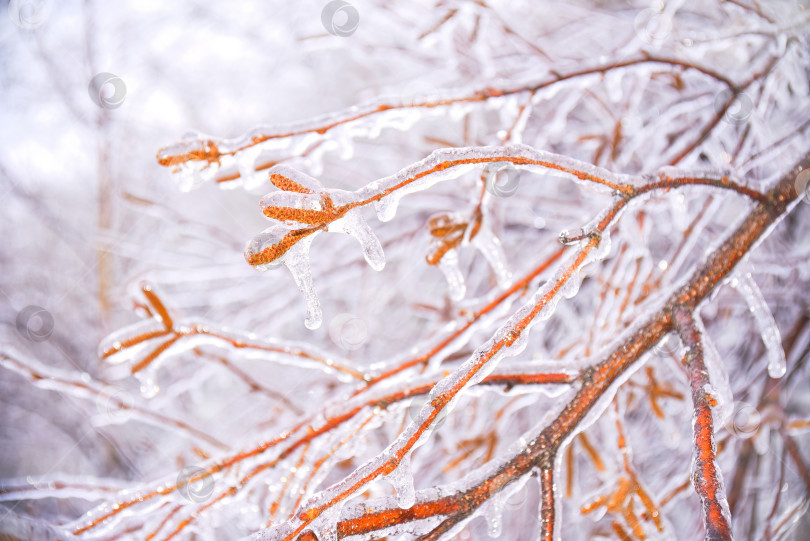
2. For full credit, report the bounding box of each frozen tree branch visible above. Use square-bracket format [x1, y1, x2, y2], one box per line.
[3, 2, 809, 540]
[671, 308, 733, 541]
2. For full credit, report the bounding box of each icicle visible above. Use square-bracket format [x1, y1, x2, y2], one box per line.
[695, 312, 733, 424]
[559, 269, 583, 299]
[470, 225, 512, 288]
[652, 333, 681, 360]
[245, 224, 323, 328]
[502, 474, 531, 513]
[313, 506, 341, 541]
[438, 250, 466, 300]
[373, 191, 403, 223]
[283, 238, 323, 330]
[327, 212, 385, 271]
[483, 492, 505, 538]
[732, 272, 786, 378]
[386, 455, 415, 509]
[235, 146, 262, 189]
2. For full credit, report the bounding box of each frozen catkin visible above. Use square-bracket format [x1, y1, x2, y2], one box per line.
[245, 167, 386, 329]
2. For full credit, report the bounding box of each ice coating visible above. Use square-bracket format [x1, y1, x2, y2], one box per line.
[247, 144, 626, 325]
[0, 473, 132, 503]
[260, 191, 328, 224]
[97, 319, 168, 363]
[733, 271, 787, 378]
[470, 223, 512, 288]
[312, 506, 340, 541]
[158, 85, 498, 191]
[268, 224, 615, 533]
[483, 490, 505, 537]
[244, 224, 309, 271]
[267, 165, 325, 193]
[438, 250, 466, 301]
[158, 56, 673, 195]
[359, 144, 632, 219]
[9, 2, 810, 538]
[326, 212, 385, 271]
[247, 166, 394, 327]
[0, 347, 230, 455]
[386, 454, 416, 509]
[286, 213, 612, 524]
[694, 312, 734, 424]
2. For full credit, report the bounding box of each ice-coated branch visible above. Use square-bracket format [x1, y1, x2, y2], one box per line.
[156, 55, 738, 189]
[234, 150, 809, 541]
[0, 348, 229, 452]
[359, 244, 566, 390]
[245, 143, 768, 329]
[68, 368, 575, 538]
[6, 3, 810, 541]
[99, 282, 366, 381]
[539, 467, 556, 541]
[672, 308, 733, 541]
[65, 148, 806, 541]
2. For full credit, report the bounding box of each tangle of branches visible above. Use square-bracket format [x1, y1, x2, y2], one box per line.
[2, 1, 809, 540]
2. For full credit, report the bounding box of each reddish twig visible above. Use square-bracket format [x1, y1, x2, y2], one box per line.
[672, 308, 733, 541]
